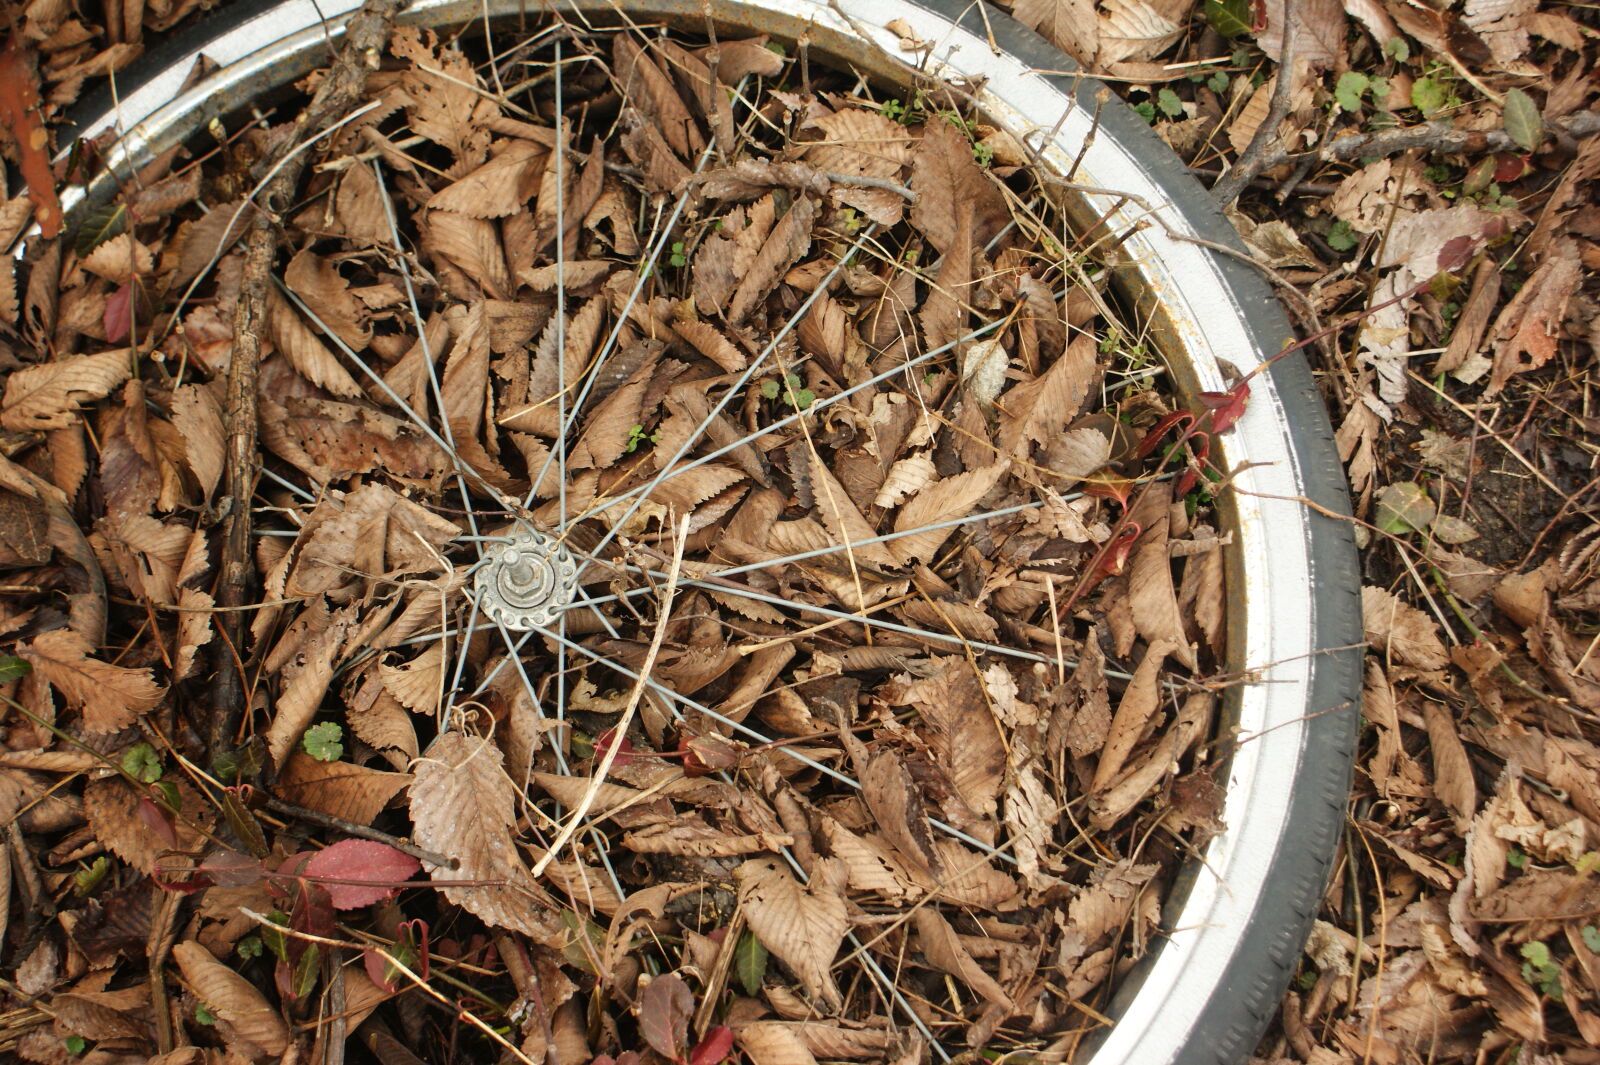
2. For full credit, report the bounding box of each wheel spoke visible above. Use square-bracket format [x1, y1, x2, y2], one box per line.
[565, 317, 1005, 551]
[522, 80, 746, 515]
[530, 620, 1013, 865]
[570, 222, 890, 576]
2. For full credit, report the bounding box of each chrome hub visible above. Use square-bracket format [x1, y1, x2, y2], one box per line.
[474, 526, 579, 631]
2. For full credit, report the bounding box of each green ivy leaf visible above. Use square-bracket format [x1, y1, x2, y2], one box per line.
[1204, 0, 1252, 38]
[1411, 75, 1455, 119]
[1207, 70, 1230, 95]
[237, 934, 264, 960]
[1156, 88, 1185, 118]
[735, 930, 768, 996]
[1384, 37, 1411, 63]
[1132, 99, 1157, 125]
[1506, 846, 1528, 869]
[1334, 71, 1369, 113]
[122, 742, 163, 784]
[1583, 926, 1600, 953]
[760, 379, 780, 400]
[303, 722, 344, 762]
[1502, 87, 1543, 154]
[1521, 940, 1550, 969]
[195, 1004, 217, 1026]
[65, 1036, 87, 1055]
[1327, 219, 1358, 252]
[0, 655, 31, 683]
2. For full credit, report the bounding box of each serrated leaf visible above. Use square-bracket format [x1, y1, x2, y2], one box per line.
[302, 722, 344, 762]
[75, 202, 129, 258]
[735, 929, 768, 995]
[1503, 88, 1542, 154]
[1204, 0, 1252, 37]
[1375, 481, 1433, 535]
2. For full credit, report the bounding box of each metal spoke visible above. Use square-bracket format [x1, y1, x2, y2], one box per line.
[530, 621, 1013, 865]
[565, 317, 1004, 548]
[521, 80, 747, 515]
[571, 222, 887, 578]
[554, 36, 572, 775]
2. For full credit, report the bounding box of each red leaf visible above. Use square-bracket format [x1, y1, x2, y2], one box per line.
[690, 1026, 735, 1065]
[104, 284, 134, 343]
[0, 34, 62, 238]
[138, 796, 178, 849]
[1493, 152, 1529, 184]
[638, 972, 694, 1061]
[301, 839, 422, 910]
[1134, 410, 1194, 459]
[1199, 380, 1250, 435]
[364, 947, 401, 993]
[595, 727, 637, 767]
[1096, 522, 1142, 577]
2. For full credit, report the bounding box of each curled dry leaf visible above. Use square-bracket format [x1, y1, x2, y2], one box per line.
[408, 731, 565, 943]
[17, 627, 164, 733]
[736, 856, 850, 1007]
[172, 941, 290, 1058]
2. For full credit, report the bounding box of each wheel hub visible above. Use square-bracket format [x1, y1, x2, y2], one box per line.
[474, 526, 579, 631]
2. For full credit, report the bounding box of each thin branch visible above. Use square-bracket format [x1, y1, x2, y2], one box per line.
[1212, 4, 1297, 204]
[208, 0, 411, 766]
[1255, 109, 1600, 173]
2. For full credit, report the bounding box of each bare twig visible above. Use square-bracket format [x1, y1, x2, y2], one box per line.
[1254, 110, 1600, 174]
[209, 0, 411, 765]
[1212, 4, 1297, 204]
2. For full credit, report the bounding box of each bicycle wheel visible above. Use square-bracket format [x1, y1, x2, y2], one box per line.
[50, 2, 1363, 1062]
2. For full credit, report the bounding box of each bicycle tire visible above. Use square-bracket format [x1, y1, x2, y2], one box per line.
[59, 3, 1364, 1062]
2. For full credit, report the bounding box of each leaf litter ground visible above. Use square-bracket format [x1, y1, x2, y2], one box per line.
[1, 8, 1262, 1065]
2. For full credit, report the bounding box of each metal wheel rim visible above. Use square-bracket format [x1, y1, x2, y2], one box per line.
[56, 3, 1351, 1061]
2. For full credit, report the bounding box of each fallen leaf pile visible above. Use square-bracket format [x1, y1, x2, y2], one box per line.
[0, 13, 1242, 1064]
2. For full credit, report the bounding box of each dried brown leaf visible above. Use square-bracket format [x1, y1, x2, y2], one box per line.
[284, 249, 372, 353]
[892, 660, 1005, 820]
[1091, 639, 1174, 793]
[997, 333, 1096, 459]
[266, 291, 365, 398]
[1362, 585, 1450, 670]
[890, 461, 1007, 565]
[409, 731, 564, 942]
[737, 1022, 821, 1065]
[1011, 0, 1099, 66]
[275, 752, 411, 825]
[911, 906, 1014, 1009]
[426, 138, 545, 218]
[18, 628, 163, 733]
[910, 118, 1009, 256]
[728, 195, 817, 325]
[0, 349, 133, 430]
[168, 383, 224, 499]
[172, 941, 289, 1057]
[736, 856, 850, 1007]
